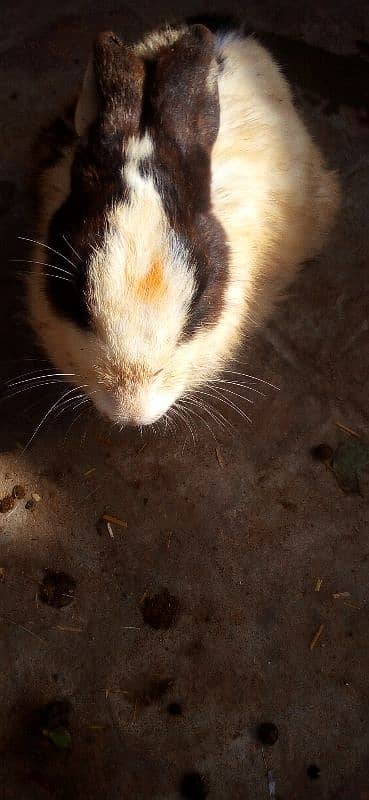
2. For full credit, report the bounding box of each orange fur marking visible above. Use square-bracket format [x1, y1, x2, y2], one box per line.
[136, 260, 165, 301]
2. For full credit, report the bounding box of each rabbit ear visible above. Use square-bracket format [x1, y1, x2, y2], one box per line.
[153, 25, 219, 155]
[75, 31, 144, 138]
[75, 58, 99, 137]
[93, 31, 144, 133]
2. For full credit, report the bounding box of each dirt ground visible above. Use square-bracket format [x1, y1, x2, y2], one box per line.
[0, 1, 369, 798]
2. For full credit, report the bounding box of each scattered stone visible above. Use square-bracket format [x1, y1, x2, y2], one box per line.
[167, 702, 183, 716]
[0, 495, 16, 513]
[140, 589, 179, 630]
[307, 764, 320, 780]
[12, 485, 26, 499]
[257, 722, 279, 746]
[179, 772, 209, 800]
[39, 570, 76, 608]
[25, 498, 37, 511]
[311, 443, 333, 463]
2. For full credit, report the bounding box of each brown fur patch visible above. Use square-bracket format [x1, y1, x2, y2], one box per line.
[93, 31, 145, 136]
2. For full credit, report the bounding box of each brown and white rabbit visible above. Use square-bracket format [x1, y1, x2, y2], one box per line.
[27, 21, 339, 427]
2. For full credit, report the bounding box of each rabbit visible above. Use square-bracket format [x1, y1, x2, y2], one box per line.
[27, 21, 339, 428]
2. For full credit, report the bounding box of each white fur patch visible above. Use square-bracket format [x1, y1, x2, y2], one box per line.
[123, 133, 154, 193]
[125, 133, 154, 160]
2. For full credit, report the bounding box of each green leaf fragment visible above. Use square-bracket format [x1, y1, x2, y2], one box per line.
[43, 726, 72, 749]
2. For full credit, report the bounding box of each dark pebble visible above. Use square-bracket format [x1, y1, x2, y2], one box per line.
[0, 495, 16, 513]
[12, 484, 26, 499]
[39, 570, 76, 608]
[311, 443, 333, 463]
[25, 498, 37, 511]
[167, 702, 183, 716]
[307, 764, 320, 780]
[257, 722, 279, 746]
[180, 772, 209, 800]
[141, 589, 179, 630]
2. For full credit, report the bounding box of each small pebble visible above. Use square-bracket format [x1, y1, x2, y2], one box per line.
[141, 589, 179, 630]
[39, 570, 76, 608]
[0, 496, 16, 513]
[257, 722, 279, 746]
[12, 485, 26, 499]
[307, 764, 320, 780]
[167, 702, 183, 716]
[179, 772, 209, 800]
[25, 499, 37, 511]
[311, 443, 333, 463]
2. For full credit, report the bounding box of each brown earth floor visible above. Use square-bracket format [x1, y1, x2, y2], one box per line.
[0, 1, 369, 798]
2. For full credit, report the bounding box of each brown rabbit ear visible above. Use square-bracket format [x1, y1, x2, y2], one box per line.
[93, 31, 144, 133]
[75, 58, 99, 137]
[74, 32, 144, 138]
[153, 25, 219, 155]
